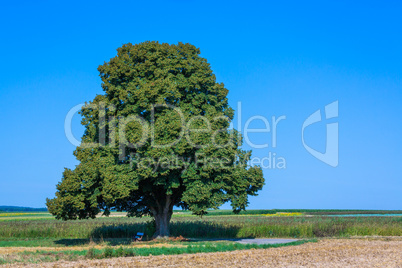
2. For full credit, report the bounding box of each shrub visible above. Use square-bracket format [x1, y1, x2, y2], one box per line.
[103, 247, 113, 258]
[115, 246, 125, 257]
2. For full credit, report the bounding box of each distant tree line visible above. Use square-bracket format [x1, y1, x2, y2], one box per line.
[0, 206, 48, 212]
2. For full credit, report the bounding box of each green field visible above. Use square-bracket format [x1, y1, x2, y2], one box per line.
[0, 210, 401, 265]
[1, 210, 401, 242]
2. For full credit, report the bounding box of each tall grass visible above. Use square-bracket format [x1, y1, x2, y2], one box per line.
[0, 215, 400, 240]
[171, 216, 402, 238]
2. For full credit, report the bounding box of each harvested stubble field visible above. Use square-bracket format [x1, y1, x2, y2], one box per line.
[4, 237, 402, 268]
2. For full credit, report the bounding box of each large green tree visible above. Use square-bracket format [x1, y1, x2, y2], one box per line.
[47, 41, 264, 237]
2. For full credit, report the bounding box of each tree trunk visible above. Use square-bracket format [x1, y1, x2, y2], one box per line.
[151, 195, 173, 238]
[153, 211, 171, 238]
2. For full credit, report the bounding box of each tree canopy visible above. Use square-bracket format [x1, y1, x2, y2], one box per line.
[46, 41, 264, 237]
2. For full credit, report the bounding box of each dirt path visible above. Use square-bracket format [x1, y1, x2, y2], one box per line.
[216, 238, 299, 245]
[3, 237, 401, 267]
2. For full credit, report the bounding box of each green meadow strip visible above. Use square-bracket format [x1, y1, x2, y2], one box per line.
[19, 240, 316, 260]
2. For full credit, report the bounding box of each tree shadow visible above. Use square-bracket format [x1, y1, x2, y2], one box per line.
[54, 221, 249, 246]
[54, 238, 134, 246]
[54, 238, 89, 246]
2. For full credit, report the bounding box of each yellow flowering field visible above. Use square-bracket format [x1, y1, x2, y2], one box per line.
[262, 212, 304, 217]
[0, 213, 28, 217]
[0, 213, 49, 218]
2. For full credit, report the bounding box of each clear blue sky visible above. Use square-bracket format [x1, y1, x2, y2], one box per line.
[0, 1, 401, 209]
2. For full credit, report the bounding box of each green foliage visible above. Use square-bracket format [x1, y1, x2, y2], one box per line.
[46, 41, 264, 236]
[115, 246, 125, 257]
[103, 247, 114, 258]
